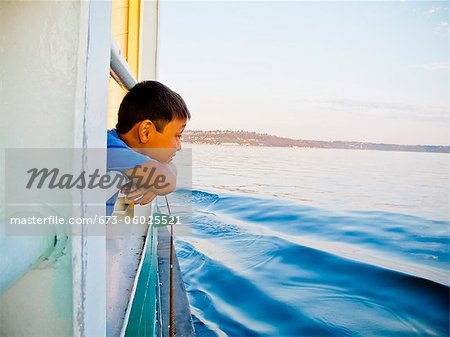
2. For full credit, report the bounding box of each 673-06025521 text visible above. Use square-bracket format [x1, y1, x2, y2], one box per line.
[9, 215, 181, 226]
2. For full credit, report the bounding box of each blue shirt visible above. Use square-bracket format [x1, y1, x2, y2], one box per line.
[106, 129, 155, 215]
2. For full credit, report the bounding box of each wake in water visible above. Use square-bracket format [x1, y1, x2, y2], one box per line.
[167, 189, 449, 337]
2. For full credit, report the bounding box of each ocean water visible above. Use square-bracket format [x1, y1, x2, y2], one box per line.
[168, 145, 449, 337]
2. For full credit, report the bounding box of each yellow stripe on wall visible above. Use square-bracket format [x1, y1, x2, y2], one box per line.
[127, 0, 141, 79]
[107, 0, 141, 130]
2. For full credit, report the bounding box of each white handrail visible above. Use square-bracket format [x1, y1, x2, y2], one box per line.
[110, 37, 138, 91]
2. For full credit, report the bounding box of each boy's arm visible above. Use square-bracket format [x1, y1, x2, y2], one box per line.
[123, 188, 157, 205]
[122, 160, 177, 196]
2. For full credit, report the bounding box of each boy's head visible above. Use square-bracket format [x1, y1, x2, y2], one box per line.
[116, 81, 191, 162]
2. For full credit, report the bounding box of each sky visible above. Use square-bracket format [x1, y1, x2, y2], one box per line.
[157, 1, 449, 146]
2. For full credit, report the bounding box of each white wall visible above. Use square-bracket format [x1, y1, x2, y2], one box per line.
[0, 1, 111, 336]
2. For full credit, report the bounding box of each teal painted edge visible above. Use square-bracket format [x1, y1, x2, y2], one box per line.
[125, 224, 159, 337]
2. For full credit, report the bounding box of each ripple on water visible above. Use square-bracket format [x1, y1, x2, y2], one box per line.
[170, 190, 449, 337]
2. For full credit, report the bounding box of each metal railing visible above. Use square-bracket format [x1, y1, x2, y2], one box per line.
[110, 38, 138, 91]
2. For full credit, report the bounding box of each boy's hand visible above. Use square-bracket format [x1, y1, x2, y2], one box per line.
[121, 184, 157, 205]
[133, 190, 157, 205]
[122, 161, 176, 196]
[120, 161, 176, 205]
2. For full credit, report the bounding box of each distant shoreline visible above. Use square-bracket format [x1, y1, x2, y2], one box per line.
[182, 130, 450, 154]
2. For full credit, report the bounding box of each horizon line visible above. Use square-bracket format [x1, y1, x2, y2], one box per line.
[184, 129, 450, 148]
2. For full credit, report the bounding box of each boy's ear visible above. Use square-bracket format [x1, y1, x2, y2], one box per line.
[137, 120, 155, 144]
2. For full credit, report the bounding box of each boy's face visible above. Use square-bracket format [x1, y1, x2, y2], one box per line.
[142, 118, 187, 163]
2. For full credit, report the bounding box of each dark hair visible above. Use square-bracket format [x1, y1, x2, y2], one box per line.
[116, 81, 191, 133]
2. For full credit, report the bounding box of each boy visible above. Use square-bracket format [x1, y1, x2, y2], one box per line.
[107, 81, 190, 214]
